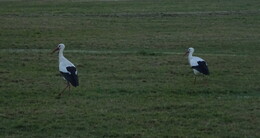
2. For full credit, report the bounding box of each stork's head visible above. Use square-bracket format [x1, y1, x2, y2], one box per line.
[184, 47, 194, 56]
[51, 43, 65, 54]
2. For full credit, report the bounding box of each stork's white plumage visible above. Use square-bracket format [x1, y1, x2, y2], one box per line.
[185, 47, 209, 83]
[52, 43, 79, 96]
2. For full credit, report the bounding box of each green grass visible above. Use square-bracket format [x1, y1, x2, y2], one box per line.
[0, 0, 259, 137]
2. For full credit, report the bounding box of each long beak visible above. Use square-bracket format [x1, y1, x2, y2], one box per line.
[184, 51, 189, 56]
[51, 47, 59, 54]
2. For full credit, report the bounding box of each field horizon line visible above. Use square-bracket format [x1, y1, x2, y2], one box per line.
[1, 10, 259, 18]
[0, 48, 253, 57]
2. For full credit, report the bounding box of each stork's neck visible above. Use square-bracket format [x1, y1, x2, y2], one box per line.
[188, 52, 193, 59]
[58, 49, 65, 61]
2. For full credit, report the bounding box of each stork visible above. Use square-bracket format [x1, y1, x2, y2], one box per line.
[184, 47, 209, 84]
[51, 43, 79, 96]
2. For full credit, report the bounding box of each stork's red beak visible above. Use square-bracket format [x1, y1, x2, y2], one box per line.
[51, 47, 59, 54]
[184, 51, 189, 56]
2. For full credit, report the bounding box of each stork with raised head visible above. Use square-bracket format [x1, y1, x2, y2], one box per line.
[51, 43, 79, 96]
[184, 47, 209, 83]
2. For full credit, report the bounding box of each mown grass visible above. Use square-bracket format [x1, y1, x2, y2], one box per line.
[1, 51, 259, 137]
[0, 0, 259, 137]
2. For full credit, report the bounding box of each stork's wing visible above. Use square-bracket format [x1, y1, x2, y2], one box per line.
[192, 61, 209, 75]
[60, 66, 79, 87]
[59, 57, 75, 73]
[189, 56, 204, 66]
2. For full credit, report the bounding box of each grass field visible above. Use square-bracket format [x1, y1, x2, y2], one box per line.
[0, 0, 259, 137]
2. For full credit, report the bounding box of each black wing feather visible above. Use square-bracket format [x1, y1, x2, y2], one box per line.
[191, 61, 209, 75]
[60, 66, 79, 87]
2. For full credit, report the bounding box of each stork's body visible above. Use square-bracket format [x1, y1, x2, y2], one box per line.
[52, 44, 79, 96]
[185, 48, 209, 83]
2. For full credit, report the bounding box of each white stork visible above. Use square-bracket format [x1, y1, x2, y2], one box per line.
[184, 47, 209, 83]
[51, 43, 79, 96]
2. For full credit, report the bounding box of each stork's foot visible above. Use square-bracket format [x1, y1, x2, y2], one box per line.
[55, 82, 70, 98]
[55, 95, 61, 99]
[55, 92, 63, 99]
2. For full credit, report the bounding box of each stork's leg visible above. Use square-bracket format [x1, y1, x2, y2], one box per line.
[68, 82, 71, 92]
[194, 76, 197, 84]
[58, 81, 70, 96]
[204, 75, 209, 85]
